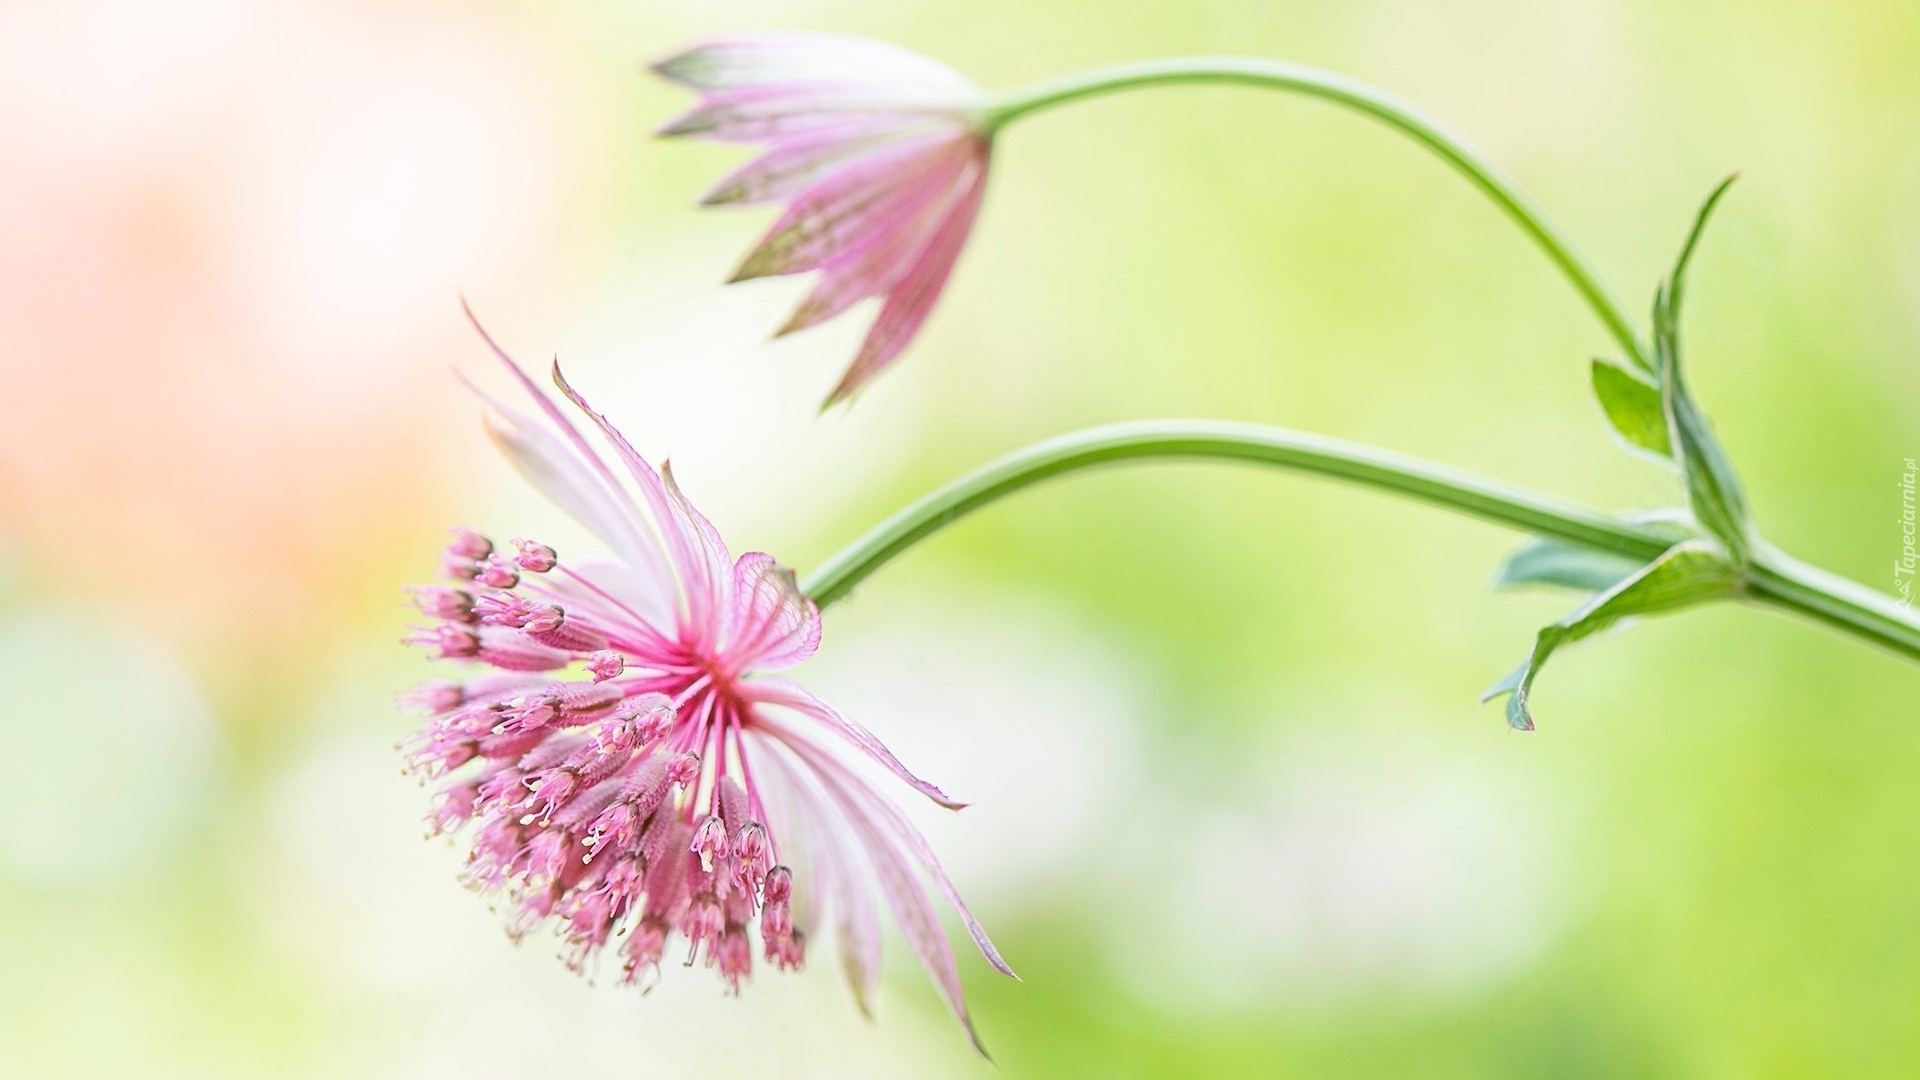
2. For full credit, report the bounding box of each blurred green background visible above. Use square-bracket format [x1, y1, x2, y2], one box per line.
[1, 0, 1917, 1076]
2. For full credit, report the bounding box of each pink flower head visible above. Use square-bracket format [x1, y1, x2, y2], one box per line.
[655, 34, 992, 407]
[400, 309, 1013, 1051]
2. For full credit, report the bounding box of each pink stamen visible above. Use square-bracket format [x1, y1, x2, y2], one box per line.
[446, 527, 494, 561]
[513, 539, 559, 572]
[401, 680, 465, 715]
[407, 624, 479, 660]
[665, 753, 702, 788]
[476, 555, 521, 589]
[409, 586, 477, 623]
[586, 650, 625, 681]
[690, 814, 729, 873]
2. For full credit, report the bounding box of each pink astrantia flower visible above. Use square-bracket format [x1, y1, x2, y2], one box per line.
[655, 34, 992, 406]
[401, 315, 1013, 1051]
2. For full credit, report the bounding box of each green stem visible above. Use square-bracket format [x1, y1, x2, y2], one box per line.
[981, 57, 1651, 372]
[802, 419, 1673, 606]
[1747, 546, 1920, 662]
[801, 422, 1920, 666]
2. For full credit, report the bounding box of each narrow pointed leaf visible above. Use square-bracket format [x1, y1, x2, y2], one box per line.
[1483, 540, 1739, 730]
[1495, 537, 1653, 593]
[1650, 175, 1754, 561]
[1664, 366, 1752, 562]
[1591, 359, 1672, 459]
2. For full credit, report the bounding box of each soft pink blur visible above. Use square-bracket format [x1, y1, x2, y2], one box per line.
[0, 0, 596, 677]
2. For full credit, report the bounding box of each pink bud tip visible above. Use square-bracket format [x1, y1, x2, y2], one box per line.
[476, 555, 521, 589]
[446, 527, 494, 560]
[761, 901, 793, 940]
[691, 814, 729, 872]
[666, 753, 702, 788]
[501, 693, 559, 732]
[586, 651, 625, 681]
[763, 865, 793, 905]
[475, 592, 538, 628]
[408, 624, 479, 659]
[441, 556, 481, 581]
[513, 539, 558, 572]
[409, 586, 477, 622]
[684, 895, 725, 945]
[715, 926, 752, 992]
[765, 928, 804, 972]
[522, 604, 565, 635]
[623, 918, 669, 985]
[400, 680, 465, 714]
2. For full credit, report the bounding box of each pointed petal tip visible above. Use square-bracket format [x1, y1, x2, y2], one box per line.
[776, 296, 836, 341]
[820, 362, 870, 410]
[960, 1015, 994, 1063]
[726, 246, 788, 283]
[648, 49, 706, 88]
[457, 300, 536, 386]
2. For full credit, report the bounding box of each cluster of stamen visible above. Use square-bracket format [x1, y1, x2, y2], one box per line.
[402, 527, 804, 990]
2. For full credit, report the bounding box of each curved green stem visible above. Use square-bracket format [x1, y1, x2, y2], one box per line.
[801, 421, 1920, 666]
[981, 57, 1650, 372]
[802, 420, 1673, 606]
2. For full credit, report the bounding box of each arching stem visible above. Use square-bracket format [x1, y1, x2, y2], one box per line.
[981, 57, 1649, 371]
[800, 421, 1920, 664]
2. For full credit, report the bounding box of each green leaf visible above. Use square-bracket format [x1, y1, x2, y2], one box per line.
[1591, 359, 1672, 459]
[1483, 540, 1739, 730]
[1650, 175, 1754, 561]
[1494, 538, 1653, 592]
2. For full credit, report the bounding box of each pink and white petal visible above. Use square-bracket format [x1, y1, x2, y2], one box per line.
[769, 730, 1013, 981]
[655, 34, 980, 103]
[699, 125, 936, 206]
[751, 737, 883, 1011]
[826, 151, 989, 405]
[660, 461, 738, 636]
[775, 153, 977, 337]
[461, 306, 680, 588]
[725, 552, 822, 670]
[479, 410, 668, 589]
[809, 749, 1014, 980]
[744, 677, 964, 810]
[547, 364, 724, 630]
[466, 305, 648, 512]
[866, 832, 987, 1055]
[730, 134, 975, 281]
[659, 84, 960, 144]
[787, 744, 994, 1056]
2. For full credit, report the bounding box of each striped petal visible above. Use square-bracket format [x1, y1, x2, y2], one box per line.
[746, 677, 965, 810]
[660, 84, 960, 144]
[726, 553, 822, 671]
[827, 153, 989, 404]
[699, 124, 935, 207]
[775, 143, 982, 337]
[729, 133, 976, 281]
